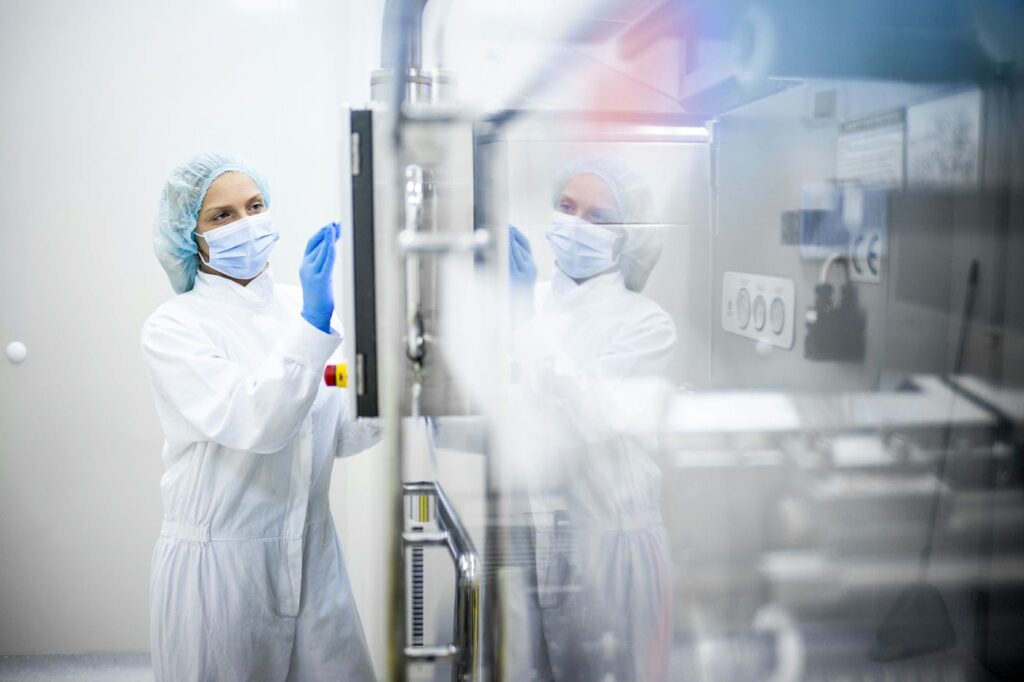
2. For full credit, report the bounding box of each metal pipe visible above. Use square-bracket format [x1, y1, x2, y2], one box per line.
[432, 484, 476, 572]
[381, 0, 427, 70]
[452, 553, 481, 681]
[405, 645, 459, 662]
[398, 229, 490, 254]
[378, 0, 433, 121]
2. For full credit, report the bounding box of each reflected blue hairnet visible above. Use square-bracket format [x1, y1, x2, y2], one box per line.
[552, 156, 662, 292]
[154, 152, 271, 294]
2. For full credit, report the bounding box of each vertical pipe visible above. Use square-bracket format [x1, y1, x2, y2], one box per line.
[471, 122, 505, 681]
[377, 1, 425, 675]
[375, 106, 408, 682]
[381, 0, 426, 70]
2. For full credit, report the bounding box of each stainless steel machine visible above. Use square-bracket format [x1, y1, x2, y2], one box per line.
[343, 1, 1024, 679]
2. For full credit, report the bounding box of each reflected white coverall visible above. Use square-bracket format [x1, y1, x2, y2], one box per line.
[141, 270, 377, 682]
[513, 268, 677, 682]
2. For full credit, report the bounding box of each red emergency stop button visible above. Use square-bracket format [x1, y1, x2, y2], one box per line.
[323, 364, 348, 388]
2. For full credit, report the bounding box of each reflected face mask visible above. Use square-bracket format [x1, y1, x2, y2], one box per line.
[545, 211, 624, 280]
[196, 211, 279, 279]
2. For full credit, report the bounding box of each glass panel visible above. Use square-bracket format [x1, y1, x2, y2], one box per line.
[409, 2, 1024, 679]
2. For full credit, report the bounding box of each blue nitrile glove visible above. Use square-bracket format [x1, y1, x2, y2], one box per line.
[509, 226, 537, 290]
[300, 222, 340, 333]
[509, 225, 537, 324]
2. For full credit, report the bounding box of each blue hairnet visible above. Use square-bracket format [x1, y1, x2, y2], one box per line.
[154, 152, 271, 294]
[552, 156, 662, 292]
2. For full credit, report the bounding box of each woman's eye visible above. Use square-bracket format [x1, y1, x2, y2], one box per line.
[588, 210, 619, 225]
[250, 203, 264, 212]
[213, 212, 229, 222]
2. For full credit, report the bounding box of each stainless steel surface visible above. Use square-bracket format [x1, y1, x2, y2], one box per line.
[363, 17, 480, 668]
[404, 164, 426, 365]
[660, 375, 997, 439]
[398, 229, 490, 254]
[368, 114, 475, 419]
[377, 0, 431, 105]
[371, 68, 435, 107]
[361, 2, 1024, 679]
[404, 645, 460, 662]
[402, 481, 481, 681]
[362, 103, 408, 681]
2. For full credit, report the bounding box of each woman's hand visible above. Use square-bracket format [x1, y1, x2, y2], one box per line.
[300, 223, 340, 333]
[509, 225, 537, 324]
[509, 226, 537, 290]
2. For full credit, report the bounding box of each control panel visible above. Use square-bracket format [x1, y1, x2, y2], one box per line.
[721, 271, 796, 349]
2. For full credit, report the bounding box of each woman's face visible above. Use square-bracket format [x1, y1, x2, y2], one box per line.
[555, 173, 620, 225]
[195, 172, 266, 266]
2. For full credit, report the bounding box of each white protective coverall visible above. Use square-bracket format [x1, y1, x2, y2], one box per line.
[141, 269, 378, 681]
[512, 268, 677, 682]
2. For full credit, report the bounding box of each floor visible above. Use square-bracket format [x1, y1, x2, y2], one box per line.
[0, 648, 1009, 681]
[0, 653, 153, 681]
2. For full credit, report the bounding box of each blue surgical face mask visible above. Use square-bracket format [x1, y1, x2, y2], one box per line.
[196, 211, 279, 279]
[545, 211, 623, 280]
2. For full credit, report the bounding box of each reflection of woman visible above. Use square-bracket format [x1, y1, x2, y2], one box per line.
[510, 157, 677, 681]
[142, 153, 377, 681]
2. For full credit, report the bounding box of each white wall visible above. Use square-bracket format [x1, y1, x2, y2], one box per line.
[0, 0, 389, 669]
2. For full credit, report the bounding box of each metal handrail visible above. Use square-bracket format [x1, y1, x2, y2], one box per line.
[404, 644, 459, 661]
[402, 480, 481, 681]
[398, 229, 490, 254]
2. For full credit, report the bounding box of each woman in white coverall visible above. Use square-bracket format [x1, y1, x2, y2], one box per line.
[508, 157, 677, 682]
[142, 153, 377, 681]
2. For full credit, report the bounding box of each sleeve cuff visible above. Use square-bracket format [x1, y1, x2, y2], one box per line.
[337, 417, 383, 457]
[282, 316, 341, 371]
